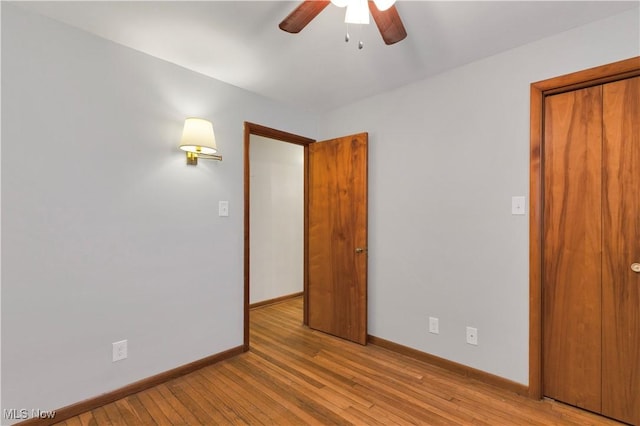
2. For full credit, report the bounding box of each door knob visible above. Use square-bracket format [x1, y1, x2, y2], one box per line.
[631, 263, 640, 273]
[355, 247, 367, 254]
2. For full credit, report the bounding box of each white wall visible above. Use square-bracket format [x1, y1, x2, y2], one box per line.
[0, 4, 317, 420]
[249, 136, 304, 304]
[320, 9, 640, 385]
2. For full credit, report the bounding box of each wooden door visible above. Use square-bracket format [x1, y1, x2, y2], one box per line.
[543, 86, 603, 412]
[543, 76, 640, 425]
[308, 133, 368, 345]
[601, 76, 640, 425]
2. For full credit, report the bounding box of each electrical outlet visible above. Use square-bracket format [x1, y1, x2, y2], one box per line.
[466, 327, 478, 345]
[429, 317, 439, 334]
[112, 340, 128, 362]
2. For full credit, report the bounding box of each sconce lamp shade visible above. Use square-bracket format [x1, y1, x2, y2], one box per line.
[179, 118, 218, 155]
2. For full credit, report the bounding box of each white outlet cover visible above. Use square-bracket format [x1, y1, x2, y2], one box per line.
[429, 317, 439, 334]
[112, 340, 128, 362]
[466, 327, 478, 346]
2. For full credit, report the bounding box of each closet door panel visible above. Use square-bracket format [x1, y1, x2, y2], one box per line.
[542, 86, 603, 411]
[602, 76, 640, 425]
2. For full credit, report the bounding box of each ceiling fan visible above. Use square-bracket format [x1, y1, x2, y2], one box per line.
[279, 0, 407, 46]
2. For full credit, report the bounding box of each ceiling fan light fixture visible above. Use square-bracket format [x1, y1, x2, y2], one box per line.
[330, 0, 349, 7]
[278, 0, 406, 46]
[345, 0, 370, 25]
[373, 0, 396, 12]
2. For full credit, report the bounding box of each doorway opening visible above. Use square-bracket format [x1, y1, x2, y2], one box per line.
[243, 122, 315, 351]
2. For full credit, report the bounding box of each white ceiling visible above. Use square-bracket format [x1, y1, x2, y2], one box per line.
[13, 1, 639, 112]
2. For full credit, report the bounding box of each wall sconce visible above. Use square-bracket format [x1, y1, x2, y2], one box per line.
[178, 118, 222, 165]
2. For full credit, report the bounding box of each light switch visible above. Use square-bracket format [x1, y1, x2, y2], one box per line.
[512, 196, 526, 215]
[219, 201, 229, 217]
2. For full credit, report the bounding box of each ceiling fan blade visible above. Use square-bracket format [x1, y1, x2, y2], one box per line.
[369, 2, 407, 45]
[279, 1, 331, 34]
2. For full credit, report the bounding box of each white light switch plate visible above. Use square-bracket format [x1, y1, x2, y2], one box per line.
[219, 201, 229, 217]
[429, 317, 439, 334]
[512, 196, 526, 215]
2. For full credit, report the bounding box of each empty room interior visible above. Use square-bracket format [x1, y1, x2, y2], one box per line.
[2, 1, 639, 425]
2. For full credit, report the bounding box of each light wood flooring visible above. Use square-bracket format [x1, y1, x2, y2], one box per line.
[55, 297, 621, 425]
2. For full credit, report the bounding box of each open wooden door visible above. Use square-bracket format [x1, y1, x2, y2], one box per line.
[307, 133, 368, 345]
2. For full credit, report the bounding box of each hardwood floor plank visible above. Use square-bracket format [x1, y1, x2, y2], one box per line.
[200, 366, 275, 425]
[211, 362, 307, 425]
[89, 407, 112, 426]
[219, 359, 329, 426]
[173, 374, 245, 424]
[124, 395, 158, 426]
[54, 297, 622, 425]
[228, 355, 367, 425]
[163, 380, 225, 425]
[61, 418, 82, 426]
[147, 387, 188, 424]
[76, 411, 96, 426]
[153, 385, 201, 425]
[101, 398, 125, 425]
[113, 399, 145, 425]
[223, 356, 349, 425]
[134, 390, 173, 425]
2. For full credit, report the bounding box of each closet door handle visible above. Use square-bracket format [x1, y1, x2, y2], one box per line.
[631, 263, 640, 273]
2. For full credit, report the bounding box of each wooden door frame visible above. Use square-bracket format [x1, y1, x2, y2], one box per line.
[528, 56, 640, 399]
[243, 122, 315, 351]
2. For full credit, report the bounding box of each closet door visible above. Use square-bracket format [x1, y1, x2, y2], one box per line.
[601, 76, 640, 425]
[543, 77, 640, 425]
[542, 86, 603, 412]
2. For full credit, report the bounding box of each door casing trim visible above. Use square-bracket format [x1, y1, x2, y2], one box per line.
[528, 56, 640, 399]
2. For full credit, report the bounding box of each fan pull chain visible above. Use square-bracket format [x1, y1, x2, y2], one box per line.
[344, 24, 364, 49]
